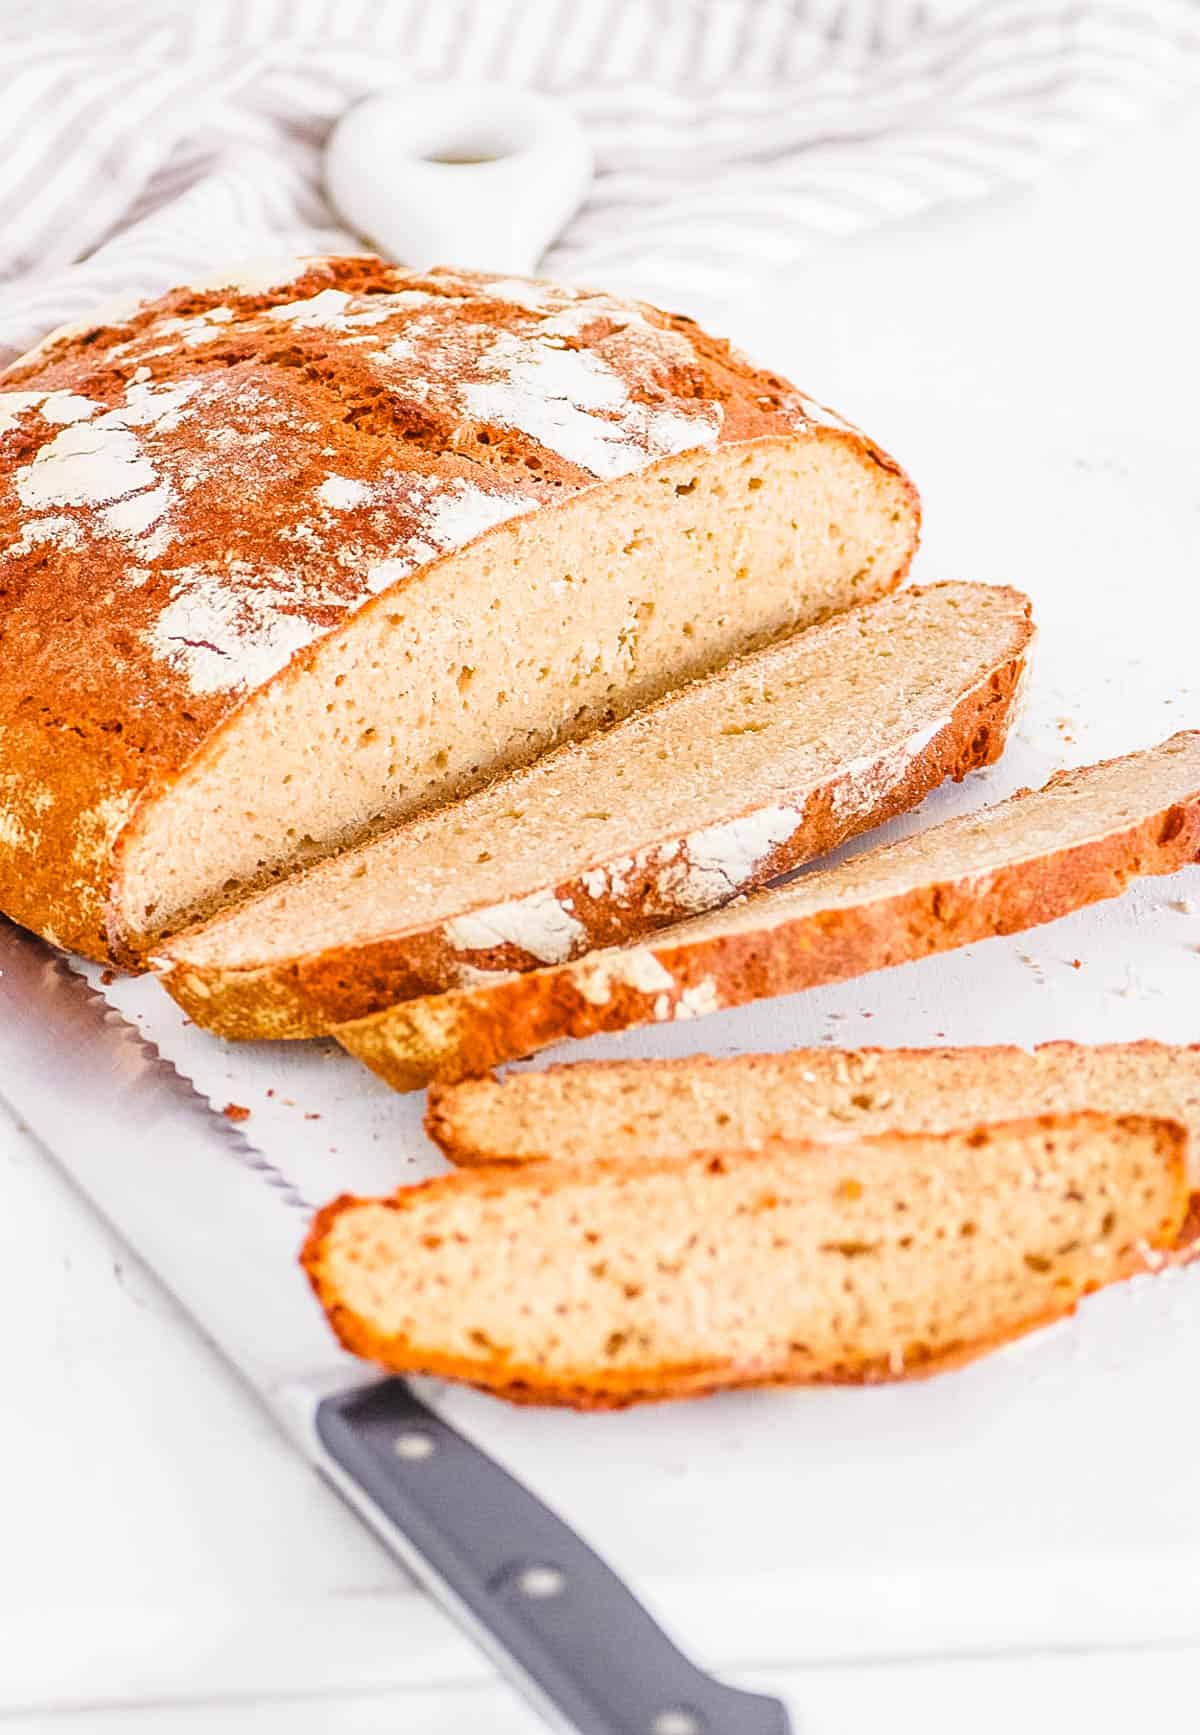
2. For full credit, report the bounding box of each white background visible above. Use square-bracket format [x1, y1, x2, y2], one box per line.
[2, 94, 1199, 1733]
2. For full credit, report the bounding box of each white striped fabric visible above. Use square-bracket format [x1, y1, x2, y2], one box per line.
[0, 0, 1197, 362]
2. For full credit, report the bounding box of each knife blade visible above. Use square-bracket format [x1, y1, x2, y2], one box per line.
[0, 917, 791, 1735]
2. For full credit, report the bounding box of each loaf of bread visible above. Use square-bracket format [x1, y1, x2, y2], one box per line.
[154, 581, 1030, 1037]
[427, 1041, 1200, 1178]
[337, 732, 1200, 1089]
[302, 1113, 1191, 1407]
[0, 257, 919, 963]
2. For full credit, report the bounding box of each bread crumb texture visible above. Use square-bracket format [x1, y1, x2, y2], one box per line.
[302, 1114, 1190, 1407]
[426, 1040, 1200, 1187]
[0, 257, 918, 960]
[154, 581, 1029, 1036]
[337, 732, 1200, 1089]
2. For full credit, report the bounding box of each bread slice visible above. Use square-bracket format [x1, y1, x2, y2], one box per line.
[302, 1113, 1191, 1407]
[337, 731, 1200, 1089]
[153, 582, 1031, 1038]
[0, 258, 919, 963]
[427, 1042, 1200, 1173]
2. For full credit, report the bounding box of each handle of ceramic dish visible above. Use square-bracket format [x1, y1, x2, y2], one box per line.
[313, 1378, 792, 1735]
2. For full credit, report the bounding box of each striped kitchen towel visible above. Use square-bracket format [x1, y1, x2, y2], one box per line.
[0, 0, 1197, 363]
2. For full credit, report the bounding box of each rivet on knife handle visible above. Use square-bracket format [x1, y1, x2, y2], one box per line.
[314, 1379, 792, 1735]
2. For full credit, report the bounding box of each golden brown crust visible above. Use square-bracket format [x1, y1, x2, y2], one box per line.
[338, 736, 1200, 1089]
[300, 1113, 1193, 1409]
[157, 589, 1028, 1036]
[1, 256, 918, 961]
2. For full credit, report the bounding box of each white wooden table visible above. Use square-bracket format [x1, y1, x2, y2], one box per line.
[3, 98, 1198, 1733]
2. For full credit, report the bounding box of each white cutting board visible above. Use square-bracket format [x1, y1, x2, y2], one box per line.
[3, 105, 1199, 1711]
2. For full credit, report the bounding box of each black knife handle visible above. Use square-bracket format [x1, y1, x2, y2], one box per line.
[314, 1379, 791, 1735]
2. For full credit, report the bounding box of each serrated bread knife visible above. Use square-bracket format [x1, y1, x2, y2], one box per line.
[0, 917, 790, 1735]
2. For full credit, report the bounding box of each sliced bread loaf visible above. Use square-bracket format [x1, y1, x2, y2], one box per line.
[302, 1113, 1191, 1407]
[427, 1042, 1200, 1172]
[153, 582, 1031, 1037]
[338, 731, 1200, 1089]
[0, 258, 919, 963]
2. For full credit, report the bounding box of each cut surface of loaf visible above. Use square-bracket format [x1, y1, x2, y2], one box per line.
[0, 258, 919, 963]
[155, 582, 1031, 1037]
[428, 1043, 1200, 1190]
[302, 1113, 1190, 1407]
[338, 731, 1200, 1089]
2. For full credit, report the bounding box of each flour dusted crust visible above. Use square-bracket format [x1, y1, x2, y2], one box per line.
[0, 256, 916, 960]
[336, 733, 1200, 1089]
